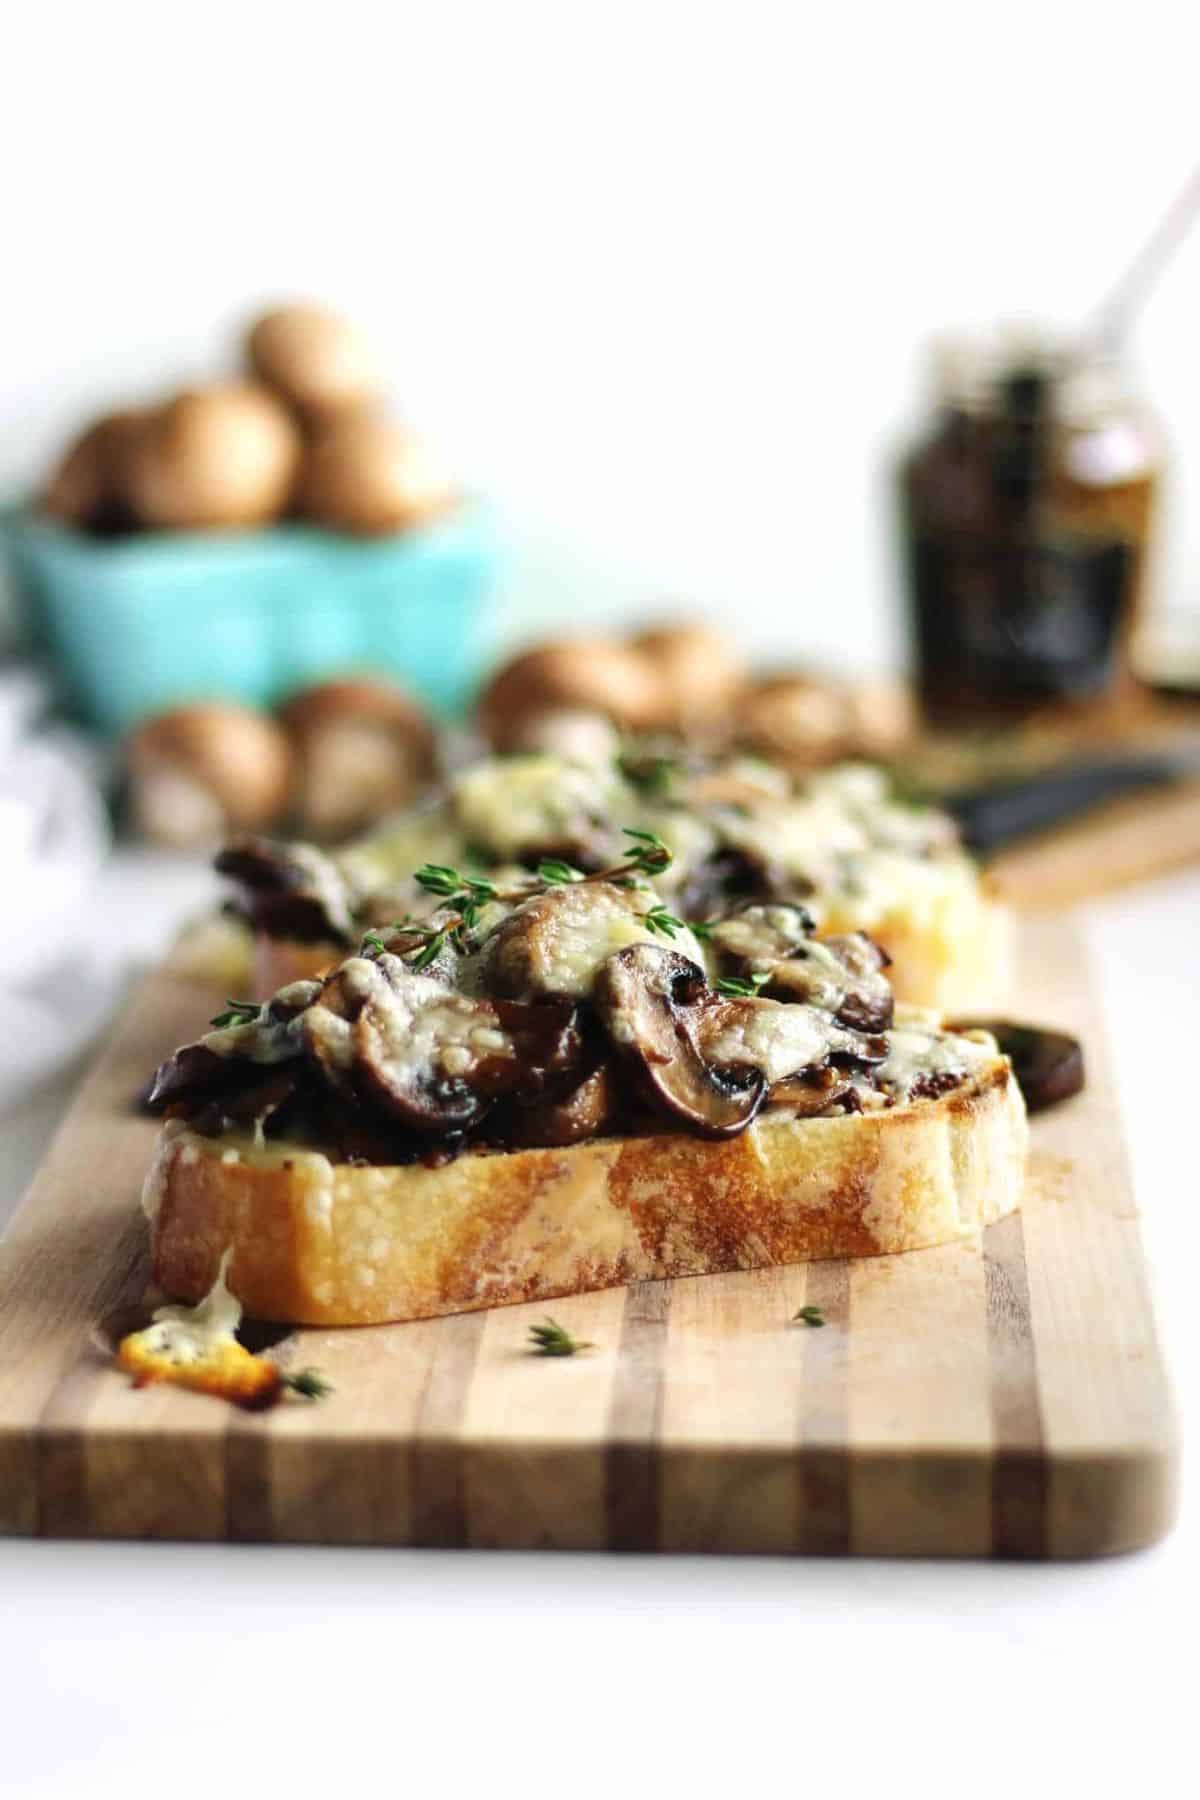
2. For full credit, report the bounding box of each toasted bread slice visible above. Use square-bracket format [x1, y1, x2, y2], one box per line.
[145, 1056, 1026, 1327]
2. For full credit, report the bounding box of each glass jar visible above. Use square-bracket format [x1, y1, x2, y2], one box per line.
[898, 333, 1162, 725]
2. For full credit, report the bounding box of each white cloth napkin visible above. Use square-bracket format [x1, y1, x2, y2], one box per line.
[0, 667, 114, 1108]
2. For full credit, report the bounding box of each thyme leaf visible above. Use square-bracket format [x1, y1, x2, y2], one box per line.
[714, 972, 770, 998]
[643, 903, 686, 939]
[528, 1318, 593, 1357]
[793, 1305, 826, 1328]
[281, 1368, 334, 1399]
[537, 858, 584, 885]
[209, 999, 261, 1029]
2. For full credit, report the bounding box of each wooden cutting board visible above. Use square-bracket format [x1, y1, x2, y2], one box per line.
[0, 915, 1177, 1558]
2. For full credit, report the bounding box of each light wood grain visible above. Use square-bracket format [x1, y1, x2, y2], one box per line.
[0, 919, 1178, 1556]
[987, 779, 1200, 909]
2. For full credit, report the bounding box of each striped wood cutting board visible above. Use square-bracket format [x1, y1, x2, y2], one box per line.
[0, 914, 1178, 1557]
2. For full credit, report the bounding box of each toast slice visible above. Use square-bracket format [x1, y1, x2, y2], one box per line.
[146, 1055, 1025, 1326]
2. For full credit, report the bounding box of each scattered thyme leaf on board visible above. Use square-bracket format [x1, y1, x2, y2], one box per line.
[528, 1318, 593, 1357]
[793, 1305, 826, 1327]
[281, 1368, 334, 1399]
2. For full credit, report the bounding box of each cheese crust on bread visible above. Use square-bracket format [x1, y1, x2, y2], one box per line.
[147, 1056, 1026, 1325]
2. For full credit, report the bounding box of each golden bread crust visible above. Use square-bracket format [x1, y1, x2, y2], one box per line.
[148, 1059, 1027, 1326]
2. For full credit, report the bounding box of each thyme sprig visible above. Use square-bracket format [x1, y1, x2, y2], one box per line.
[793, 1305, 826, 1328]
[528, 1318, 593, 1357]
[617, 751, 678, 797]
[281, 1368, 335, 1399]
[715, 972, 771, 998]
[209, 998, 262, 1029]
[643, 902, 686, 939]
[361, 830, 679, 975]
[619, 826, 673, 876]
[537, 858, 583, 885]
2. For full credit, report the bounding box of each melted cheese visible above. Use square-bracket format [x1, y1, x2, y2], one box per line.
[450, 755, 626, 860]
[486, 883, 706, 1001]
[874, 1023, 992, 1099]
[134, 1248, 241, 1367]
[703, 1002, 855, 1085]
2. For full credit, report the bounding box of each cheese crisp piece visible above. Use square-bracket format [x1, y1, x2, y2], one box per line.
[116, 1250, 282, 1409]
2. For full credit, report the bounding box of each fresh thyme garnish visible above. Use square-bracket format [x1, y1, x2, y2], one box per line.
[793, 1305, 825, 1328]
[537, 858, 584, 885]
[620, 826, 673, 876]
[380, 832, 681, 976]
[643, 903, 686, 939]
[618, 752, 677, 797]
[414, 864, 497, 930]
[715, 972, 771, 998]
[528, 1318, 593, 1357]
[689, 919, 716, 942]
[410, 927, 451, 970]
[209, 999, 261, 1029]
[281, 1368, 334, 1399]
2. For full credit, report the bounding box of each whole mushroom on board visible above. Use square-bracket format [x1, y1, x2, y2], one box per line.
[125, 703, 294, 847]
[125, 384, 302, 531]
[631, 623, 747, 733]
[246, 302, 381, 425]
[477, 640, 665, 751]
[279, 675, 437, 841]
[40, 409, 147, 534]
[300, 415, 458, 536]
[739, 672, 849, 764]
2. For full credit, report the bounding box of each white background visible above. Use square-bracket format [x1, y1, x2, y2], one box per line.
[4, 0, 1200, 668]
[2, 5, 1198, 1795]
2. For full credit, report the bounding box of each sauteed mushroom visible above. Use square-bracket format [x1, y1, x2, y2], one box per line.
[215, 836, 356, 943]
[593, 946, 766, 1138]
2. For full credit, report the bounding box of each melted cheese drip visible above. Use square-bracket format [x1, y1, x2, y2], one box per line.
[134, 1248, 241, 1367]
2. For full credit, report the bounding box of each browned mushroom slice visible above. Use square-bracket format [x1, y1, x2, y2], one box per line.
[765, 1066, 857, 1118]
[502, 1064, 620, 1148]
[763, 933, 894, 1033]
[483, 880, 703, 1002]
[343, 954, 582, 1134]
[593, 945, 766, 1138]
[946, 1018, 1085, 1112]
[707, 900, 816, 968]
[215, 835, 356, 944]
[147, 1043, 244, 1112]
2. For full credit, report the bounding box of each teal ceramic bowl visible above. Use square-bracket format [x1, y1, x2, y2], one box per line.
[5, 503, 501, 734]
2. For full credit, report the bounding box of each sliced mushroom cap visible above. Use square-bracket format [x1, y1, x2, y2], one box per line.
[946, 1018, 1085, 1113]
[304, 952, 581, 1134]
[501, 1063, 619, 1148]
[764, 1066, 857, 1118]
[698, 987, 887, 1085]
[147, 1043, 245, 1112]
[482, 880, 703, 1003]
[216, 835, 356, 943]
[593, 945, 766, 1138]
[707, 901, 816, 968]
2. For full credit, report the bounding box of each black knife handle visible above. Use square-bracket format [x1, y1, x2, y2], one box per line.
[946, 757, 1184, 854]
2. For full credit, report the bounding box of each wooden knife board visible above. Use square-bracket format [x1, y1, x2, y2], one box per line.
[0, 914, 1178, 1557]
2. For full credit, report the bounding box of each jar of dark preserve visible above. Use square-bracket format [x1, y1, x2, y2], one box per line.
[898, 333, 1162, 725]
